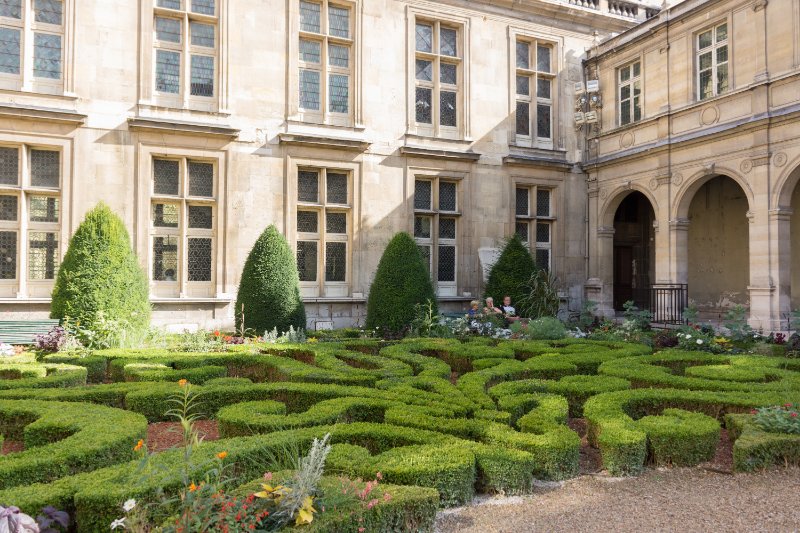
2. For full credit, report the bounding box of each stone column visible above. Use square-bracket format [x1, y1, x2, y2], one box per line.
[767, 207, 793, 331]
[669, 217, 690, 286]
[748, 158, 777, 330]
[590, 225, 615, 318]
[651, 175, 673, 284]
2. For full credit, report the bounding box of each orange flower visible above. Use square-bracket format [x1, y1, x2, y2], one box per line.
[213, 330, 221, 337]
[178, 379, 188, 387]
[134, 439, 144, 452]
[216, 451, 228, 460]
[189, 482, 198, 492]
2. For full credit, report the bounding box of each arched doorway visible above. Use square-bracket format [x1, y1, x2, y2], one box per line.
[686, 175, 750, 316]
[613, 192, 655, 311]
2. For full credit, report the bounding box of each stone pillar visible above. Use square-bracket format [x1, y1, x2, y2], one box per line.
[651, 175, 673, 284]
[590, 225, 615, 318]
[669, 218, 690, 285]
[766, 207, 793, 331]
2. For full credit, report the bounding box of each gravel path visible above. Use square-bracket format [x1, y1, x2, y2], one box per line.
[435, 467, 800, 532]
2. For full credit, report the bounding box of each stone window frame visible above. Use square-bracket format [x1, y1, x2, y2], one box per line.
[512, 35, 557, 149]
[138, 0, 229, 114]
[287, 0, 362, 128]
[411, 169, 465, 297]
[0, 0, 75, 96]
[136, 145, 227, 300]
[0, 136, 70, 299]
[507, 27, 560, 151]
[695, 20, 729, 102]
[513, 179, 556, 272]
[617, 59, 642, 126]
[406, 7, 471, 141]
[286, 157, 360, 299]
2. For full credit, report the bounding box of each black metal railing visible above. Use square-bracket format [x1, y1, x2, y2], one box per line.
[648, 284, 688, 324]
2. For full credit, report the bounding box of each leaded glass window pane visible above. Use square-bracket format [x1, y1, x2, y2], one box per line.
[0, 147, 18, 185]
[415, 87, 432, 124]
[297, 240, 317, 281]
[328, 43, 348, 67]
[33, 33, 61, 79]
[414, 216, 431, 239]
[620, 65, 630, 82]
[536, 248, 550, 271]
[440, 90, 457, 127]
[325, 241, 346, 282]
[152, 203, 179, 228]
[537, 78, 551, 99]
[516, 188, 529, 216]
[328, 5, 349, 38]
[191, 0, 215, 15]
[415, 59, 432, 81]
[536, 103, 551, 139]
[438, 245, 455, 282]
[154, 159, 180, 195]
[156, 50, 181, 93]
[516, 102, 530, 136]
[299, 69, 321, 110]
[298, 171, 319, 203]
[716, 45, 728, 65]
[717, 62, 728, 94]
[537, 45, 551, 73]
[326, 172, 348, 204]
[29, 196, 58, 222]
[190, 22, 214, 47]
[440, 63, 457, 85]
[188, 161, 214, 197]
[28, 231, 58, 280]
[297, 210, 318, 233]
[516, 41, 530, 70]
[699, 68, 712, 100]
[536, 222, 550, 243]
[30, 150, 59, 187]
[0, 231, 15, 279]
[0, 27, 20, 75]
[439, 217, 456, 239]
[418, 245, 431, 273]
[0, 195, 16, 221]
[699, 51, 712, 71]
[698, 30, 712, 49]
[415, 23, 432, 53]
[440, 27, 457, 57]
[157, 0, 181, 9]
[190, 55, 214, 97]
[156, 17, 181, 43]
[716, 24, 727, 43]
[537, 189, 551, 217]
[516, 221, 529, 241]
[439, 181, 456, 212]
[34, 0, 62, 25]
[516, 75, 530, 96]
[633, 61, 641, 77]
[620, 100, 631, 126]
[329, 74, 349, 113]
[153, 235, 178, 281]
[0, 0, 21, 18]
[415, 180, 432, 211]
[300, 1, 321, 33]
[326, 212, 346, 234]
[188, 205, 213, 229]
[187, 237, 212, 281]
[300, 39, 321, 63]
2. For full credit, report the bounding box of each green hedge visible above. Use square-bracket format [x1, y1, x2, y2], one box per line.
[725, 414, 800, 472]
[0, 363, 87, 390]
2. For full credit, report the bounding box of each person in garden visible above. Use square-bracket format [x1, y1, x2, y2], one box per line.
[484, 297, 502, 315]
[467, 300, 481, 318]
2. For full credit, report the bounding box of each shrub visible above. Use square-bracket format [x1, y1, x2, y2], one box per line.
[525, 317, 567, 340]
[725, 414, 800, 472]
[50, 203, 150, 345]
[517, 270, 560, 320]
[366, 233, 436, 335]
[235, 225, 306, 335]
[752, 403, 800, 434]
[483, 234, 536, 317]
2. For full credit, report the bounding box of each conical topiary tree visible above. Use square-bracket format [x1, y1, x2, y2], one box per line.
[483, 234, 536, 316]
[51, 203, 151, 336]
[366, 232, 436, 335]
[235, 225, 306, 335]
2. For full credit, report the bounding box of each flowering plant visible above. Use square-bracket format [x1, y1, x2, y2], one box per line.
[752, 403, 800, 435]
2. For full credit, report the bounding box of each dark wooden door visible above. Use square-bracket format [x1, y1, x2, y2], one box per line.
[614, 246, 633, 310]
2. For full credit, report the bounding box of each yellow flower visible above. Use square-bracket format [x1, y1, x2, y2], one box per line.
[216, 451, 228, 460]
[307, 338, 319, 344]
[133, 439, 144, 452]
[178, 379, 188, 387]
[254, 484, 291, 503]
[188, 482, 198, 492]
[295, 496, 316, 526]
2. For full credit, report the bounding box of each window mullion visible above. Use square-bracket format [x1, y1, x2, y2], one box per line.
[182, 13, 189, 104]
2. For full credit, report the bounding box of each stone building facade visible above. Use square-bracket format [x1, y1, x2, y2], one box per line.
[0, 0, 664, 331]
[584, 0, 800, 330]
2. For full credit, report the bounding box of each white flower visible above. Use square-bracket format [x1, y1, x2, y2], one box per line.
[122, 499, 136, 512]
[110, 517, 127, 530]
[697, 339, 703, 345]
[686, 335, 692, 339]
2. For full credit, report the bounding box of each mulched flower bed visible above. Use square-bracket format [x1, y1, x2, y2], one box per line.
[568, 418, 603, 474]
[147, 420, 220, 453]
[700, 428, 733, 473]
[1, 439, 23, 455]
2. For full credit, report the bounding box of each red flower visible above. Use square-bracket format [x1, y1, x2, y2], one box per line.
[785, 403, 793, 408]
[792, 412, 798, 418]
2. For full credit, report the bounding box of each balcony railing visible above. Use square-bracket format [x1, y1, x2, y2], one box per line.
[564, 0, 660, 22]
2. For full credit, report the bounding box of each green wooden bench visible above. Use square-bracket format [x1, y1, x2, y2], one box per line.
[0, 319, 60, 345]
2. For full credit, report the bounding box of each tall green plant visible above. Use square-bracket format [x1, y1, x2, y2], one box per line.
[518, 269, 561, 319]
[366, 232, 436, 335]
[235, 225, 306, 335]
[50, 203, 150, 340]
[483, 234, 536, 317]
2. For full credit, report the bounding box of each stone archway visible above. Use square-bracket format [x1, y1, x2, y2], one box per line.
[684, 175, 750, 317]
[612, 191, 655, 311]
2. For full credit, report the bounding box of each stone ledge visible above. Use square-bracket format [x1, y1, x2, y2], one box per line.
[128, 118, 240, 139]
[0, 103, 86, 125]
[278, 133, 371, 151]
[400, 146, 481, 162]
